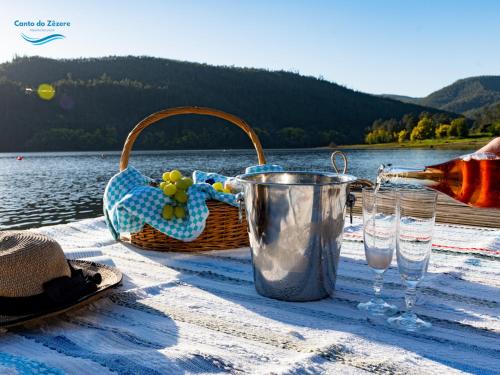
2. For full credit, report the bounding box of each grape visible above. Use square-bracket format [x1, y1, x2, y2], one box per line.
[212, 182, 223, 192]
[174, 206, 186, 219]
[162, 172, 171, 182]
[176, 178, 189, 190]
[176, 177, 193, 190]
[174, 190, 188, 203]
[205, 178, 215, 184]
[162, 183, 177, 196]
[159, 181, 167, 190]
[162, 205, 174, 220]
[169, 169, 182, 182]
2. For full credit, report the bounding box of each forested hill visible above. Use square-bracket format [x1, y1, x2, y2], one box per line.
[379, 94, 420, 105]
[382, 76, 500, 117]
[0, 56, 446, 151]
[420, 76, 500, 116]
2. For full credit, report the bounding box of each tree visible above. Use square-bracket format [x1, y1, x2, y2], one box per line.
[384, 118, 399, 133]
[473, 121, 492, 133]
[450, 118, 469, 137]
[365, 131, 375, 144]
[447, 122, 458, 137]
[278, 127, 306, 147]
[397, 129, 408, 143]
[472, 102, 500, 129]
[401, 113, 417, 131]
[491, 122, 500, 136]
[410, 117, 434, 141]
[435, 124, 451, 138]
[432, 112, 452, 125]
[419, 111, 431, 120]
[372, 119, 385, 130]
[320, 129, 345, 146]
[364, 129, 393, 144]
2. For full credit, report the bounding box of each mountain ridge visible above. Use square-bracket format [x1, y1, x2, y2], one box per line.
[379, 94, 420, 105]
[381, 75, 500, 116]
[0, 55, 452, 151]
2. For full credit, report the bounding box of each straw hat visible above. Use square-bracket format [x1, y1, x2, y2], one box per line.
[0, 231, 122, 328]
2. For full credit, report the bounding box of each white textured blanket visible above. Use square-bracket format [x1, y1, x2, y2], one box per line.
[0, 217, 499, 374]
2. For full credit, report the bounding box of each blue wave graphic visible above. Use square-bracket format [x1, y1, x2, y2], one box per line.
[21, 33, 65, 45]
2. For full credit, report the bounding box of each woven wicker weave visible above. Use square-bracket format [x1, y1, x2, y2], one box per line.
[119, 106, 266, 252]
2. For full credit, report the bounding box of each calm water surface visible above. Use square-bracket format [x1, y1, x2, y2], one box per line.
[0, 148, 471, 230]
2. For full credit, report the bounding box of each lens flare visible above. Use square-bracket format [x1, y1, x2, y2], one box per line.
[37, 84, 56, 100]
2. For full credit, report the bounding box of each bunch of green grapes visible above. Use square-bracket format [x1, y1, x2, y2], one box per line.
[208, 180, 232, 194]
[159, 169, 193, 220]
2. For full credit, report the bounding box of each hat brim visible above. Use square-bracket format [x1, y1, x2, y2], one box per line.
[0, 260, 122, 329]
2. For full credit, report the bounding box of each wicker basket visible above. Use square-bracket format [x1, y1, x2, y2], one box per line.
[119, 106, 266, 252]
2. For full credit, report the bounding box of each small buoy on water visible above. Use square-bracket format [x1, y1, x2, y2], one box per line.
[16, 156, 24, 160]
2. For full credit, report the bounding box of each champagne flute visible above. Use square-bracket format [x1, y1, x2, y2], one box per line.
[388, 189, 437, 331]
[357, 187, 398, 316]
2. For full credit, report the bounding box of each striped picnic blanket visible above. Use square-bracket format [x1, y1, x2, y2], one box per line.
[0, 217, 499, 374]
[344, 216, 500, 258]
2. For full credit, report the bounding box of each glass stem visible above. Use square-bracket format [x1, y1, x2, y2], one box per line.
[373, 272, 384, 301]
[404, 286, 417, 314]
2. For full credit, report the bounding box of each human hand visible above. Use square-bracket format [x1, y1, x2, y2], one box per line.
[476, 137, 500, 155]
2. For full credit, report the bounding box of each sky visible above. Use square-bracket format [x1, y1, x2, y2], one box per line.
[1, 0, 499, 97]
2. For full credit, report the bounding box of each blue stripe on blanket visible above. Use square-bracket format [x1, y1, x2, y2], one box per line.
[20, 330, 235, 374]
[424, 354, 499, 375]
[0, 352, 65, 375]
[20, 334, 163, 375]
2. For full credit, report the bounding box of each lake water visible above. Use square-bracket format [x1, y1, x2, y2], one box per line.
[0, 148, 472, 230]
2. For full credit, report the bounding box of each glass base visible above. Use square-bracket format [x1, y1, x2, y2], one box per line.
[357, 298, 398, 316]
[387, 312, 432, 332]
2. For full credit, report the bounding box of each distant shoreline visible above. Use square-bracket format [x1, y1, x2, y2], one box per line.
[0, 137, 491, 154]
[335, 137, 491, 150]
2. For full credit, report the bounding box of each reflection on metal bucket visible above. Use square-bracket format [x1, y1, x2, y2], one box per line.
[237, 171, 357, 301]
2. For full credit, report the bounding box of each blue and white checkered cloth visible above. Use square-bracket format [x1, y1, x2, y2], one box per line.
[103, 164, 282, 241]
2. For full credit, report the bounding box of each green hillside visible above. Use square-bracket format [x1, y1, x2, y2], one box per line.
[0, 55, 449, 152]
[379, 94, 420, 105]
[383, 76, 500, 116]
[420, 76, 500, 115]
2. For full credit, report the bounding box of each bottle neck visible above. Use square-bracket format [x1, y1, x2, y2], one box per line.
[378, 165, 443, 187]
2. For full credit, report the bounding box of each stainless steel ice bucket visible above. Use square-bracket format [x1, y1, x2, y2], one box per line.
[236, 171, 357, 301]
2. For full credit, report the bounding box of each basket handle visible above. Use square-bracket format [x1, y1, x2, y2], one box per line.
[120, 106, 266, 171]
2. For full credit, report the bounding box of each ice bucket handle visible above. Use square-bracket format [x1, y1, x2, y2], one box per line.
[330, 150, 360, 224]
[331, 150, 374, 190]
[331, 151, 348, 174]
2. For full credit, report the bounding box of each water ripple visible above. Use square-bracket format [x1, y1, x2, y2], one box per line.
[0, 149, 467, 230]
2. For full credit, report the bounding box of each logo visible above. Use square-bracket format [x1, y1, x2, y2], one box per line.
[14, 19, 70, 45]
[21, 33, 65, 45]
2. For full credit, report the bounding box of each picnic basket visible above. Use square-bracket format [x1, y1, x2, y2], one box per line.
[119, 106, 266, 252]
